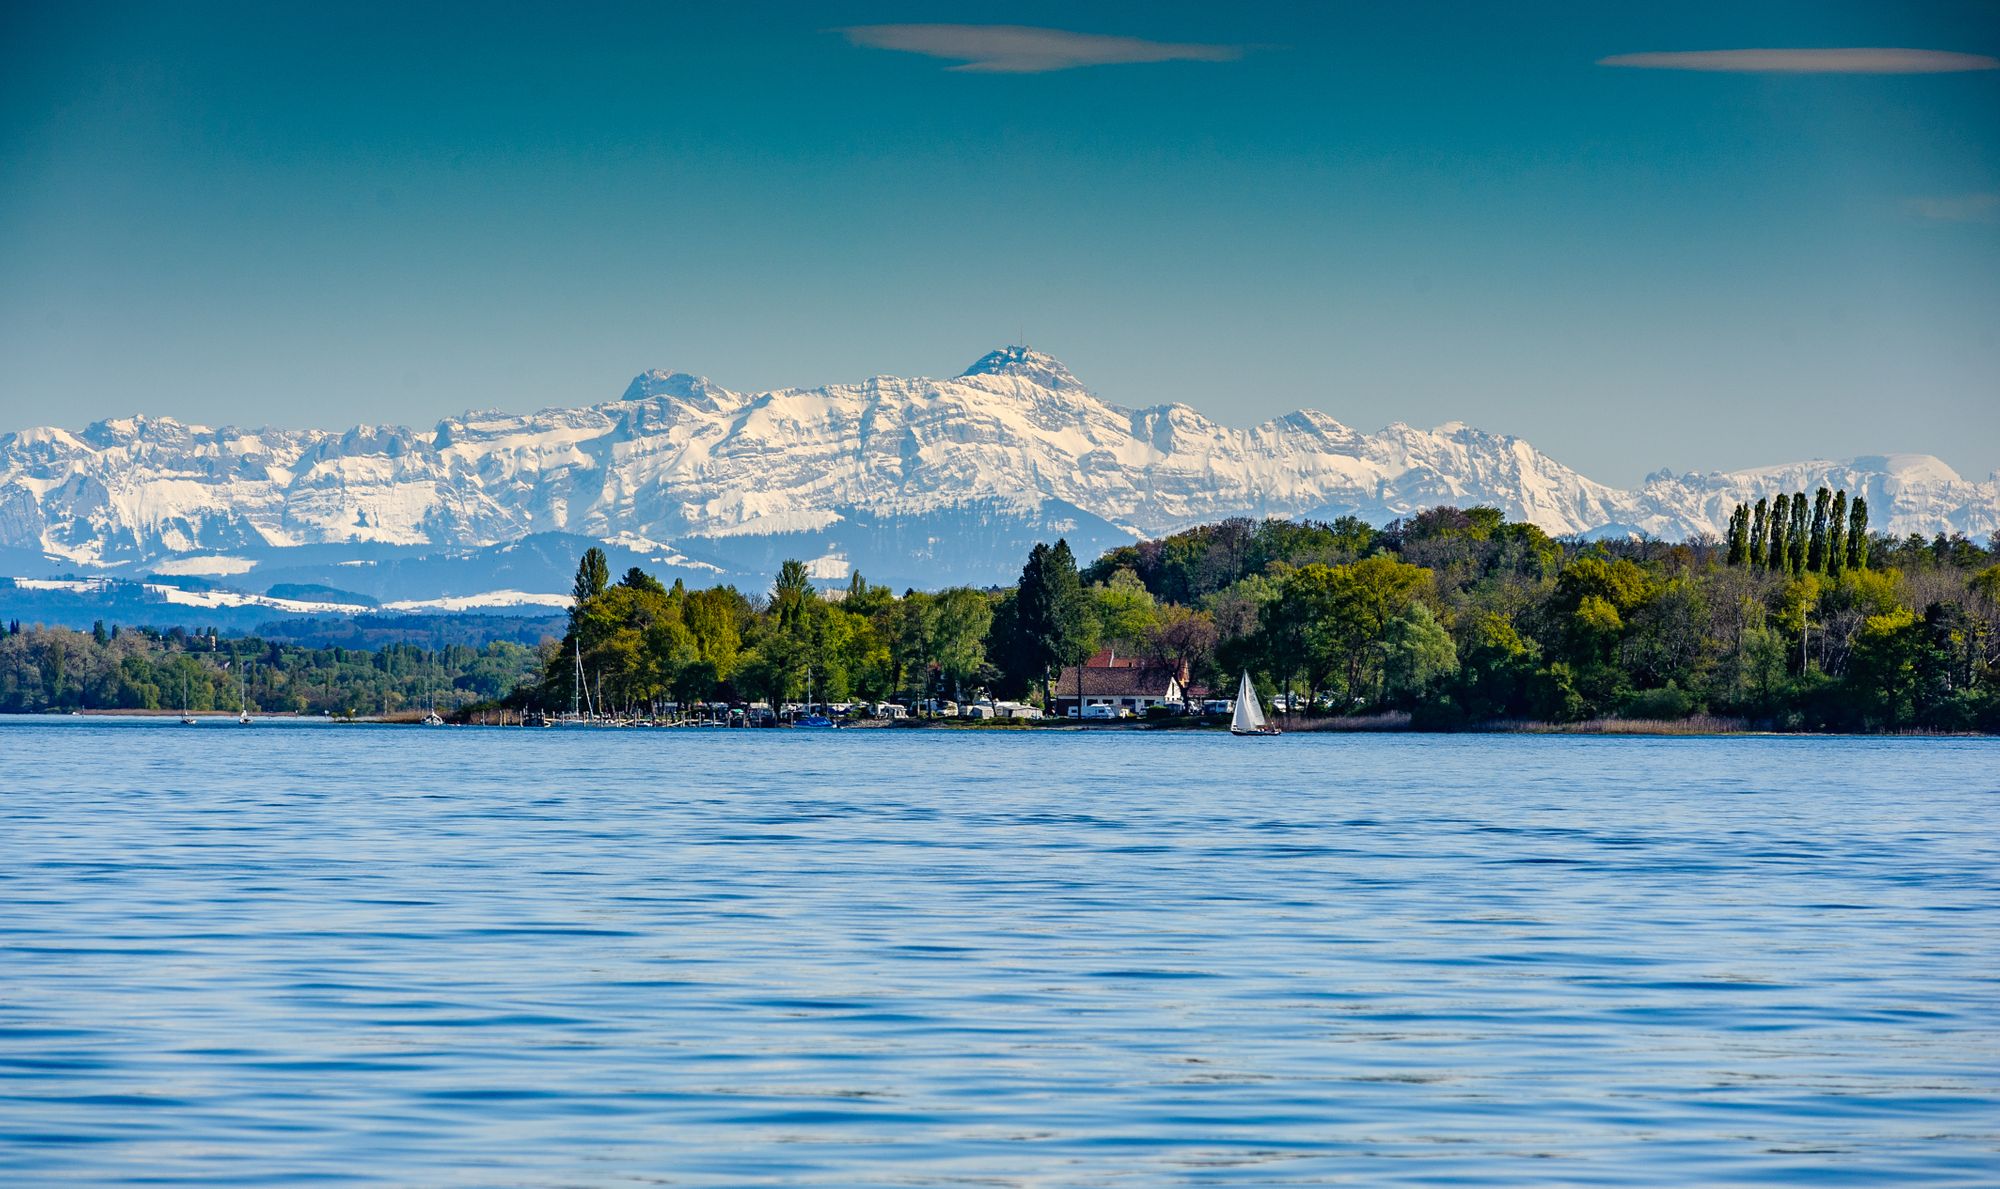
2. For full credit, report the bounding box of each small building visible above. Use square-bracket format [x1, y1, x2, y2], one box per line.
[1052, 665, 1185, 718]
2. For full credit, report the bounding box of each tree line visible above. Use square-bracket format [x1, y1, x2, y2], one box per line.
[0, 619, 538, 715]
[532, 507, 2000, 733]
[4, 506, 1995, 731]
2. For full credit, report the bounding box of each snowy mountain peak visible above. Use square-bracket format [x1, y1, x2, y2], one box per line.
[959, 346, 1086, 392]
[622, 369, 722, 403]
[1851, 454, 1963, 484]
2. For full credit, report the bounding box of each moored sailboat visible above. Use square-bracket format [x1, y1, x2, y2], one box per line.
[1229, 671, 1280, 736]
[423, 646, 445, 726]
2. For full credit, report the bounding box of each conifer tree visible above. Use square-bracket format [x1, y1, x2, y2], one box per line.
[1846, 497, 1869, 570]
[1800, 484, 1816, 572]
[1749, 497, 1769, 570]
[1826, 490, 1848, 579]
[570, 547, 610, 629]
[1808, 487, 1832, 572]
[1013, 539, 1093, 708]
[1776, 486, 1792, 568]
[1726, 504, 1750, 566]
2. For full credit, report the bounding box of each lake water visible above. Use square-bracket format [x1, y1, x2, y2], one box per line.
[1, 719, 1996, 1186]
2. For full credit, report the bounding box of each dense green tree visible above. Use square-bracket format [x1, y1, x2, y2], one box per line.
[1807, 488, 1833, 573]
[1092, 568, 1158, 656]
[1011, 539, 1095, 707]
[1766, 493, 1790, 572]
[1381, 604, 1459, 706]
[1749, 498, 1769, 571]
[1847, 497, 1870, 570]
[1264, 555, 1433, 706]
[1787, 491, 1809, 576]
[1726, 504, 1751, 567]
[571, 547, 610, 616]
[771, 560, 815, 626]
[1427, 613, 1539, 724]
[1826, 491, 1848, 579]
[929, 587, 995, 702]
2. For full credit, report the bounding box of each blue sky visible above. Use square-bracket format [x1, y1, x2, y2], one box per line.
[2, 1, 1996, 485]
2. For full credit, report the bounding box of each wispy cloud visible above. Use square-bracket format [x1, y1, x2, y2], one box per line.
[1598, 48, 2000, 74]
[837, 24, 1241, 74]
[1905, 192, 2000, 223]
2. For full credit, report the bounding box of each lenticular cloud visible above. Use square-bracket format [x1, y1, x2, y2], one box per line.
[838, 24, 1241, 74]
[1598, 48, 2000, 74]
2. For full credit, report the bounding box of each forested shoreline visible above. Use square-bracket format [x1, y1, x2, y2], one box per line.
[0, 622, 537, 717]
[4, 496, 1998, 732]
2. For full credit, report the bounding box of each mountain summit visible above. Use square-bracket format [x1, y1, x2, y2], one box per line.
[0, 353, 1993, 591]
[958, 345, 1087, 392]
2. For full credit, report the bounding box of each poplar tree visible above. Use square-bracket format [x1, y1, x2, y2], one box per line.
[1808, 487, 1833, 572]
[1749, 498, 1769, 570]
[570, 547, 610, 628]
[1787, 491, 1808, 575]
[1766, 493, 1789, 572]
[1726, 504, 1750, 566]
[1846, 497, 1870, 570]
[1826, 490, 1848, 579]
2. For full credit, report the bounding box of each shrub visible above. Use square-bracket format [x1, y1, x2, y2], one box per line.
[1619, 683, 1694, 721]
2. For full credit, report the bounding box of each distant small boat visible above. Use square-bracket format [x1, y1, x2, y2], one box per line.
[1229, 672, 1280, 737]
[423, 642, 446, 725]
[238, 665, 252, 724]
[794, 675, 836, 729]
[180, 673, 198, 726]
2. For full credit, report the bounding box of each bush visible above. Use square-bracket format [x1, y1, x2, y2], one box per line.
[1619, 683, 1694, 721]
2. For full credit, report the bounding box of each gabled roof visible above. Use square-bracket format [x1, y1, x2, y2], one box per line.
[1054, 665, 1182, 699]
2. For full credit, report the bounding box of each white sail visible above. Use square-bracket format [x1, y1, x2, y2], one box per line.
[1232, 672, 1267, 732]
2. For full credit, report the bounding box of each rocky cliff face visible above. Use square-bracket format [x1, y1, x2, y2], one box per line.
[2, 348, 1994, 589]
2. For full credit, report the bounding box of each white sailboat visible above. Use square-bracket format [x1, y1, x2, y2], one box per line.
[238, 664, 252, 724]
[1229, 671, 1280, 736]
[422, 646, 445, 726]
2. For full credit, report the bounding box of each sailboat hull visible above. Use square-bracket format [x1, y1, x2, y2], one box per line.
[1230, 726, 1282, 736]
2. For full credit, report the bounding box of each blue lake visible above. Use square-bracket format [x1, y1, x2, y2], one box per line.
[2, 719, 1996, 1185]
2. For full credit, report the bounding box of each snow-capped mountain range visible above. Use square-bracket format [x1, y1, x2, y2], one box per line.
[2, 346, 1994, 601]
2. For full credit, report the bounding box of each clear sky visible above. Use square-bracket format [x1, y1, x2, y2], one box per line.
[3, 1, 1996, 486]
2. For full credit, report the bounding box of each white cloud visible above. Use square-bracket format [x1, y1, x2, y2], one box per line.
[1905, 192, 2000, 223]
[838, 24, 1241, 74]
[1598, 48, 2000, 74]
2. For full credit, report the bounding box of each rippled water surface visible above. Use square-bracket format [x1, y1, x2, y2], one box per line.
[2, 719, 1997, 1186]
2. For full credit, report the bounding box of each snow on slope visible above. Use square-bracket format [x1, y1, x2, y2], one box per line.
[1, 347, 1994, 579]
